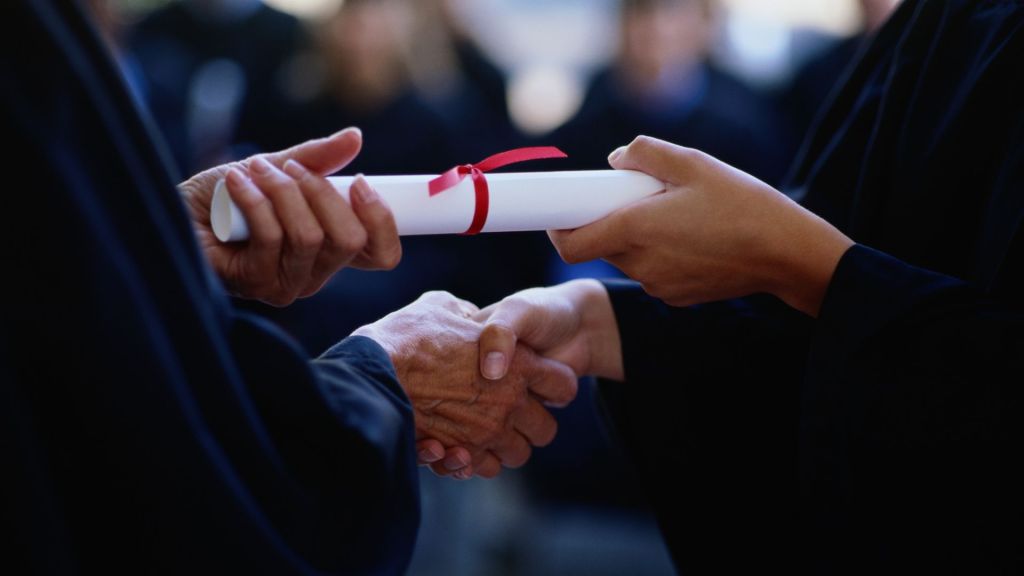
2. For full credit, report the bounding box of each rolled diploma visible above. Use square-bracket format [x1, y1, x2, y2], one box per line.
[211, 170, 665, 242]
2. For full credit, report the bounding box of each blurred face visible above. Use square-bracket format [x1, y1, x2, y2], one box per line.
[621, 0, 712, 84]
[860, 0, 899, 31]
[322, 0, 411, 86]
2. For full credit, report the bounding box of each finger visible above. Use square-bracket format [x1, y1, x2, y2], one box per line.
[416, 439, 446, 465]
[282, 160, 367, 294]
[608, 135, 701, 185]
[492, 431, 532, 469]
[546, 208, 633, 264]
[429, 460, 473, 478]
[223, 168, 283, 274]
[249, 157, 323, 300]
[511, 398, 559, 447]
[477, 295, 556, 381]
[473, 453, 502, 479]
[441, 446, 472, 472]
[264, 127, 363, 176]
[518, 348, 579, 408]
[349, 176, 402, 271]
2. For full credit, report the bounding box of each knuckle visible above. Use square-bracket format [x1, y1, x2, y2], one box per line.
[296, 228, 325, 251]
[482, 320, 514, 342]
[262, 225, 284, 246]
[676, 146, 707, 170]
[422, 290, 455, 303]
[420, 290, 442, 300]
[629, 135, 656, 154]
[337, 228, 368, 255]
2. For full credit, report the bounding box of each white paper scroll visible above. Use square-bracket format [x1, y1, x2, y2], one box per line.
[211, 170, 665, 242]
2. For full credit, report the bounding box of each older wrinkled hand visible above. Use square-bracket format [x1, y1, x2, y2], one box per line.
[353, 291, 578, 479]
[180, 127, 402, 306]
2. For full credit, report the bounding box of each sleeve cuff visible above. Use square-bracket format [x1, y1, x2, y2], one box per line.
[600, 279, 681, 387]
[816, 244, 967, 356]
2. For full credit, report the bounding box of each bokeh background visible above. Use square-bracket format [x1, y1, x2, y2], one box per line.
[85, 0, 896, 573]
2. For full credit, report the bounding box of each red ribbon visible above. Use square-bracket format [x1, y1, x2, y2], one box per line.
[428, 146, 568, 235]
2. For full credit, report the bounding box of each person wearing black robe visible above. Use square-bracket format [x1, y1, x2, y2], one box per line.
[468, 0, 1024, 573]
[1, 1, 418, 573]
[1, 1, 580, 573]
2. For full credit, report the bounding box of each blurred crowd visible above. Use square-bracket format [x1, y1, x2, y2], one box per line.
[85, 0, 897, 573]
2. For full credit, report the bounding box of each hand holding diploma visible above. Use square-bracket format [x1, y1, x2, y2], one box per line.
[549, 136, 855, 317]
[180, 128, 403, 306]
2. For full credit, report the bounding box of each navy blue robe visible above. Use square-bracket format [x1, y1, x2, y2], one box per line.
[598, 1, 1024, 573]
[1, 1, 418, 573]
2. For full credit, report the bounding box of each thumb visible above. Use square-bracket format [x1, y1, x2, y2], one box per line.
[264, 127, 363, 176]
[475, 297, 550, 381]
[608, 135, 700, 186]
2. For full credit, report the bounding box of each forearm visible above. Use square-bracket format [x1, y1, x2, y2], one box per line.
[228, 315, 419, 573]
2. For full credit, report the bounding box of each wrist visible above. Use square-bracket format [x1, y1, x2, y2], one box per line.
[351, 324, 406, 382]
[765, 211, 854, 317]
[567, 279, 624, 380]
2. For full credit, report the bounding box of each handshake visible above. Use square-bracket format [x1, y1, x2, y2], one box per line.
[349, 279, 624, 480]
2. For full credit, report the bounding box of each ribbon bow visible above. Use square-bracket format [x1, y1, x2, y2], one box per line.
[428, 146, 568, 235]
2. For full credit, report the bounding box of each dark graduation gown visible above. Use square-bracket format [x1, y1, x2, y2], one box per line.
[598, 1, 1024, 574]
[1, 1, 418, 574]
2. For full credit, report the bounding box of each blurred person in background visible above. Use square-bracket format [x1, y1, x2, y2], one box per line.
[550, 0, 789, 185]
[291, 0, 455, 176]
[783, 0, 900, 143]
[405, 0, 517, 157]
[128, 0, 310, 172]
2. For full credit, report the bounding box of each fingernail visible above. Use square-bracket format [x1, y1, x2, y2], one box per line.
[453, 469, 472, 481]
[352, 175, 379, 204]
[343, 126, 362, 139]
[226, 167, 246, 186]
[482, 351, 507, 380]
[608, 146, 626, 164]
[225, 168, 256, 199]
[282, 159, 308, 179]
[250, 156, 272, 175]
[418, 446, 442, 462]
[444, 453, 470, 471]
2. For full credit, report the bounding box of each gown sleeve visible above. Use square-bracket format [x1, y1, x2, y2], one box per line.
[797, 244, 1024, 572]
[596, 244, 1024, 573]
[596, 282, 814, 572]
